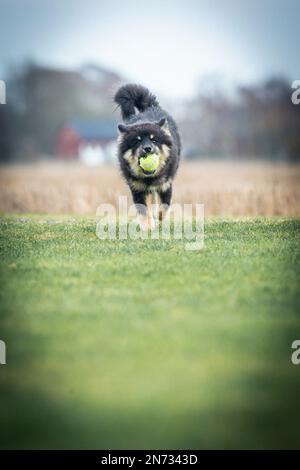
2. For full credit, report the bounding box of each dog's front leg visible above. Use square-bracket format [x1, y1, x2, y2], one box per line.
[158, 186, 172, 220]
[131, 189, 155, 231]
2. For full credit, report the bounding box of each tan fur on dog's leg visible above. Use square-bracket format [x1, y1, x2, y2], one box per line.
[138, 213, 155, 231]
[159, 204, 170, 221]
[144, 193, 156, 229]
[147, 191, 159, 221]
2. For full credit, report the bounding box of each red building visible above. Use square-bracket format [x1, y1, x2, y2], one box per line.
[56, 119, 117, 159]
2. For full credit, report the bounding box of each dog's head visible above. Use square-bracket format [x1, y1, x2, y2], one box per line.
[117, 118, 172, 177]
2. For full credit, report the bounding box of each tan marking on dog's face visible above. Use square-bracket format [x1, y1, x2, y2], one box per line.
[155, 144, 170, 171]
[122, 149, 143, 177]
[123, 149, 134, 162]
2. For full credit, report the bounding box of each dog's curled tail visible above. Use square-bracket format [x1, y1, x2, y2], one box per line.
[114, 84, 159, 120]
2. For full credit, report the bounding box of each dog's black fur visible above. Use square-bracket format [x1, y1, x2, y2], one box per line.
[114, 84, 181, 223]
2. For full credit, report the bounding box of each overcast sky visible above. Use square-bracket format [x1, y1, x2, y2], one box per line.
[0, 0, 299, 99]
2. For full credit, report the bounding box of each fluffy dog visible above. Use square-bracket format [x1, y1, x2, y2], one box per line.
[114, 84, 181, 229]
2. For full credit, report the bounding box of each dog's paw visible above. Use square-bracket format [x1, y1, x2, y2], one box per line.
[138, 214, 156, 231]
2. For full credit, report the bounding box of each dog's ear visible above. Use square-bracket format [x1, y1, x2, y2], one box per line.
[157, 118, 169, 132]
[118, 124, 128, 133]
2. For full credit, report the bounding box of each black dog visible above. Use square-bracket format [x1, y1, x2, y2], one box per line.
[114, 84, 181, 229]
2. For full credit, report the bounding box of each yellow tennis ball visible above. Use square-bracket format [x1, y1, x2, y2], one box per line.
[140, 154, 159, 172]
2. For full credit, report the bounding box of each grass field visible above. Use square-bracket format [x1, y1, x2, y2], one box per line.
[0, 215, 300, 449]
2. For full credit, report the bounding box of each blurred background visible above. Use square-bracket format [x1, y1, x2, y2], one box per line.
[0, 0, 299, 215]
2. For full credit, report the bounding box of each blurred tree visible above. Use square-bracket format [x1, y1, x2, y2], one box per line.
[180, 77, 300, 161]
[1, 66, 300, 162]
[0, 62, 123, 160]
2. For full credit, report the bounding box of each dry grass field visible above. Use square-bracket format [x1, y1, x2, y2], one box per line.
[0, 160, 299, 216]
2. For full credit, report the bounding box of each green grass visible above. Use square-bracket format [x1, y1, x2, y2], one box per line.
[0, 215, 300, 449]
